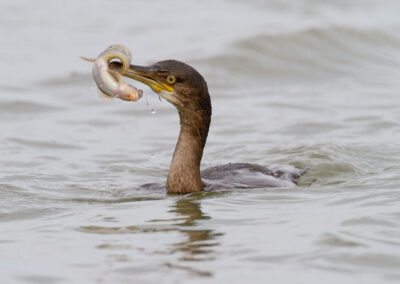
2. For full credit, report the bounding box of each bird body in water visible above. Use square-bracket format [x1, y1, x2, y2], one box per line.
[85, 46, 305, 193]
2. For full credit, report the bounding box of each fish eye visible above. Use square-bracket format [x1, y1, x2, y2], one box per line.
[167, 75, 176, 84]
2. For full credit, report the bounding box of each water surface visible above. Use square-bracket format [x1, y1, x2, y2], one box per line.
[1, 0, 400, 283]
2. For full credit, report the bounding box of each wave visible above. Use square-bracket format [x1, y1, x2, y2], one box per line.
[198, 25, 400, 84]
[0, 100, 63, 114]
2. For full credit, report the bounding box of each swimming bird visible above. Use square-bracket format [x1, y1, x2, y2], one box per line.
[112, 60, 305, 193]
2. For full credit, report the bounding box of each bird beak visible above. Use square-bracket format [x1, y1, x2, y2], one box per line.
[120, 64, 174, 93]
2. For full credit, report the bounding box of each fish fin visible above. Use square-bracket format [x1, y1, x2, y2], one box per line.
[97, 88, 114, 102]
[79, 56, 96, 62]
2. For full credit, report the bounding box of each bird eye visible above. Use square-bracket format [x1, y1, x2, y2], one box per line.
[167, 75, 176, 84]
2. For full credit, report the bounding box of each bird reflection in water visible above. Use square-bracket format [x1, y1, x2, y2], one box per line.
[79, 194, 223, 277]
[169, 196, 222, 261]
[163, 195, 222, 277]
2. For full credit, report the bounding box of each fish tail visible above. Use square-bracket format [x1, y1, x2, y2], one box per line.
[79, 56, 96, 62]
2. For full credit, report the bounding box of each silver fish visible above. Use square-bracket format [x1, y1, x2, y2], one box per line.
[80, 44, 143, 102]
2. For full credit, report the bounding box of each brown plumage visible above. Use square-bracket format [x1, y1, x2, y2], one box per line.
[118, 60, 305, 193]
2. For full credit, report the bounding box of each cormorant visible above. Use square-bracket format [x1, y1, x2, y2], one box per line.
[111, 60, 305, 193]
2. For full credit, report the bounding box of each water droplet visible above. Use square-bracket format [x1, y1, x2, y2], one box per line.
[150, 153, 155, 159]
[90, 86, 95, 90]
[158, 95, 163, 102]
[150, 108, 157, 114]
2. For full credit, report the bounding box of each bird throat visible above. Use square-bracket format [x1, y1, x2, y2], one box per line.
[166, 109, 211, 193]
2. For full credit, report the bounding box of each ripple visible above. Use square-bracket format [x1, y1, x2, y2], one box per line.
[325, 253, 400, 270]
[0, 100, 63, 114]
[342, 217, 396, 227]
[78, 225, 176, 235]
[17, 275, 66, 284]
[7, 137, 84, 150]
[316, 233, 366, 248]
[0, 208, 62, 223]
[68, 196, 164, 204]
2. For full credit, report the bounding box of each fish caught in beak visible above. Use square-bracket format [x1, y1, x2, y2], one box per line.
[80, 44, 143, 102]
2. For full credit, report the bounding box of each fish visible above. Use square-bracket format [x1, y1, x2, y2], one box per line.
[80, 44, 143, 102]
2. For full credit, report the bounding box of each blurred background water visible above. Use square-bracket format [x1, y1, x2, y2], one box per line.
[1, 0, 400, 283]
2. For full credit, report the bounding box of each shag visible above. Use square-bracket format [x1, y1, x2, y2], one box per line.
[112, 60, 304, 193]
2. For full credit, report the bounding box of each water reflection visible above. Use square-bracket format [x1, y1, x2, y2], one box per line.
[79, 194, 222, 277]
[163, 196, 222, 277]
[170, 196, 222, 262]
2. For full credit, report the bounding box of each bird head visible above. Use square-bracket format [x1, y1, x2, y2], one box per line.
[119, 60, 210, 113]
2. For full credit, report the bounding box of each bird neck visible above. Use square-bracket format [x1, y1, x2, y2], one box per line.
[166, 108, 211, 193]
